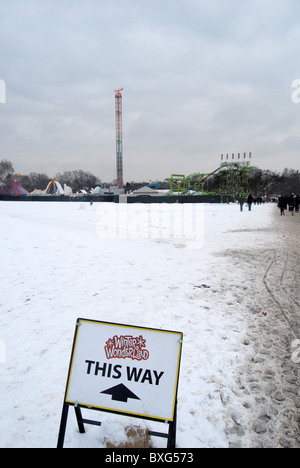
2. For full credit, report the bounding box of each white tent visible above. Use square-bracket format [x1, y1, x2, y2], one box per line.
[91, 186, 102, 195]
[129, 186, 159, 196]
[30, 189, 46, 196]
[63, 184, 73, 195]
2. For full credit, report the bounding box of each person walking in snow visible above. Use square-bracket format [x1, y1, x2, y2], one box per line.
[238, 194, 246, 211]
[295, 195, 300, 213]
[288, 193, 296, 216]
[278, 196, 287, 215]
[247, 193, 254, 211]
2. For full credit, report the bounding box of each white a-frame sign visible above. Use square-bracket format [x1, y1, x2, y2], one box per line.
[57, 318, 183, 448]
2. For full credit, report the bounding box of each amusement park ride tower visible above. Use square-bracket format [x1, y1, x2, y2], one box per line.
[115, 88, 123, 189]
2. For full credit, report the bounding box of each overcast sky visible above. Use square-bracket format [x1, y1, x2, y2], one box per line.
[1, 0, 300, 183]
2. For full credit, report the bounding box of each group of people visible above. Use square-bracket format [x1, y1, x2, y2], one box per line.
[237, 193, 258, 211]
[277, 193, 300, 216]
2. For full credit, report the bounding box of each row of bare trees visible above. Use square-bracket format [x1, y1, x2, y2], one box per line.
[0, 160, 102, 193]
[196, 167, 300, 197]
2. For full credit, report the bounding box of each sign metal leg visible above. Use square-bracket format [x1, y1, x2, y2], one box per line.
[167, 400, 177, 448]
[74, 405, 86, 434]
[57, 403, 69, 449]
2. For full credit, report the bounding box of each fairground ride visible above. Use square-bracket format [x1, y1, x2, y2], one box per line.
[166, 155, 255, 198]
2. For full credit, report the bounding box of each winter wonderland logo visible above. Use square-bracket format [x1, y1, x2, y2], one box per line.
[0, 79, 6, 104]
[104, 335, 150, 361]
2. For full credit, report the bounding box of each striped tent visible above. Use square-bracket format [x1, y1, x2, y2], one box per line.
[45, 179, 65, 195]
[10, 180, 29, 195]
[0, 180, 29, 196]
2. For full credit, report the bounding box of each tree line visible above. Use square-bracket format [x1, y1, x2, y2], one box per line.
[193, 167, 300, 197]
[0, 158, 299, 196]
[0, 160, 103, 193]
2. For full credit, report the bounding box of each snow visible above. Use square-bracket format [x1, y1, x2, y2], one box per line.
[0, 200, 299, 448]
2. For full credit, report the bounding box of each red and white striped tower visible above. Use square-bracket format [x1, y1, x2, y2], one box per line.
[115, 88, 123, 189]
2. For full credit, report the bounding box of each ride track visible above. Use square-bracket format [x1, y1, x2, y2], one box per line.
[166, 162, 256, 198]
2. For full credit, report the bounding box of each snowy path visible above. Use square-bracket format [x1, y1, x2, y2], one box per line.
[0, 201, 299, 448]
[219, 211, 300, 448]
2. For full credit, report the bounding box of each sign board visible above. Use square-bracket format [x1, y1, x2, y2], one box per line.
[64, 318, 183, 422]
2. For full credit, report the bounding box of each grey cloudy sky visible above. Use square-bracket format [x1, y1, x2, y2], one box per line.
[1, 0, 300, 183]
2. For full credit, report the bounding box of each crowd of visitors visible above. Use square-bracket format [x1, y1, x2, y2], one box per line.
[236, 192, 300, 216]
[277, 193, 300, 216]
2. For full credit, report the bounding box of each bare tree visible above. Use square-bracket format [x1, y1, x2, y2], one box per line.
[55, 170, 101, 192]
[0, 159, 14, 186]
[19, 172, 50, 192]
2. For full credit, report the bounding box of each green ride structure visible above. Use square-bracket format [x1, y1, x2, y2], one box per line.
[166, 160, 255, 199]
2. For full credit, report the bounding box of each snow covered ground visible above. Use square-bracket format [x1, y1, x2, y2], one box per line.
[0, 200, 299, 448]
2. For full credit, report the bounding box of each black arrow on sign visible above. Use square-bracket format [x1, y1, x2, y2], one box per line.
[101, 384, 140, 403]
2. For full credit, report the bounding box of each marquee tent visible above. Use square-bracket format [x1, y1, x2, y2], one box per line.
[0, 180, 29, 196]
[30, 189, 46, 196]
[129, 186, 159, 196]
